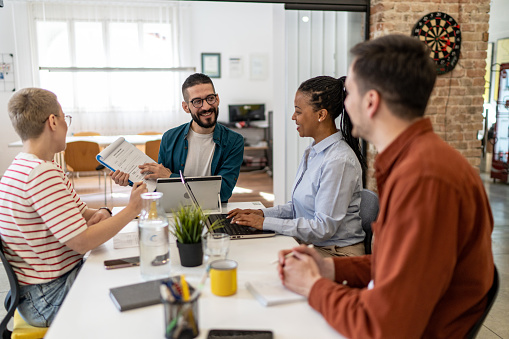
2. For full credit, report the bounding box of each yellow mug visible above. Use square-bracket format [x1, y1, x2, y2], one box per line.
[210, 259, 237, 296]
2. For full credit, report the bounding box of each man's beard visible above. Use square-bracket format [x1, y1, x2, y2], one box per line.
[191, 107, 219, 129]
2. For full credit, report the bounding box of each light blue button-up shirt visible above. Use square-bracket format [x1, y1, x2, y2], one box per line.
[262, 132, 364, 247]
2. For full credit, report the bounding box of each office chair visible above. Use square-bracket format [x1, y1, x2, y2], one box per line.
[64, 141, 111, 205]
[466, 266, 500, 339]
[137, 131, 160, 135]
[1, 241, 48, 339]
[71, 131, 105, 170]
[145, 139, 161, 162]
[73, 131, 101, 136]
[360, 189, 379, 255]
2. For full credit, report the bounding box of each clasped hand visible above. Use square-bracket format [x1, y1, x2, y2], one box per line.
[277, 245, 334, 298]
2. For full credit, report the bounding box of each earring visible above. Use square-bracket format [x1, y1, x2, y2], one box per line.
[318, 119, 321, 122]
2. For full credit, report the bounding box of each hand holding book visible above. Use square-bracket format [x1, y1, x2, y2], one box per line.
[97, 137, 158, 191]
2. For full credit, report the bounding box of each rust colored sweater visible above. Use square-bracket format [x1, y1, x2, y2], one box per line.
[308, 118, 494, 339]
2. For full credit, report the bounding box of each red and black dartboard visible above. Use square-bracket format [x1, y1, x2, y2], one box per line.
[411, 12, 461, 75]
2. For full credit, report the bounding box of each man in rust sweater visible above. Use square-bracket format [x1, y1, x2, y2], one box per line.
[277, 34, 494, 339]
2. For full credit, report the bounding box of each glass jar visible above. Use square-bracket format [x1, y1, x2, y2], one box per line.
[138, 192, 170, 280]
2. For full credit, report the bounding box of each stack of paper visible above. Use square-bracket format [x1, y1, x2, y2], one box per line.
[246, 280, 306, 307]
[113, 217, 139, 249]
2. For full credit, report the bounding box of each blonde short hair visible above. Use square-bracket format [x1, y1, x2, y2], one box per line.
[8, 88, 61, 141]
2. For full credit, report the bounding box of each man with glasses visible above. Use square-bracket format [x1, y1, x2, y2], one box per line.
[111, 73, 244, 202]
[0, 88, 147, 327]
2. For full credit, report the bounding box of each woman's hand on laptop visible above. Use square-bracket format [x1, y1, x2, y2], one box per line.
[110, 170, 130, 186]
[230, 212, 264, 230]
[139, 163, 171, 180]
[227, 208, 263, 219]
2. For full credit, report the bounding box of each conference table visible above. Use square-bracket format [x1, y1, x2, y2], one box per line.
[8, 134, 162, 169]
[43, 202, 345, 339]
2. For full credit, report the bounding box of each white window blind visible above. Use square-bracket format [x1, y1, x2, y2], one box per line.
[30, 1, 191, 135]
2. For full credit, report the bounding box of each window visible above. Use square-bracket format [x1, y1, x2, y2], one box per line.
[31, 2, 188, 134]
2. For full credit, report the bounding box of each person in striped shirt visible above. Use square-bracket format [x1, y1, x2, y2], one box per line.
[0, 88, 147, 327]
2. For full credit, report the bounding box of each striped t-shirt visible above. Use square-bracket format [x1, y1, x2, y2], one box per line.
[0, 152, 88, 285]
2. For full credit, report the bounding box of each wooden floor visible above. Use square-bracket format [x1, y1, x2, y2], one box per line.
[73, 170, 274, 209]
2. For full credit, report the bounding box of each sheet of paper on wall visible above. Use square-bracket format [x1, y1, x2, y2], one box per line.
[96, 137, 157, 192]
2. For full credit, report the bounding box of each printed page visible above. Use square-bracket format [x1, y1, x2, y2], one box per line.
[97, 137, 157, 191]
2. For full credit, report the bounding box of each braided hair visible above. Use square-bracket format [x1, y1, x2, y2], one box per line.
[298, 76, 366, 171]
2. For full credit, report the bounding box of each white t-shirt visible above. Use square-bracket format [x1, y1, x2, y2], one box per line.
[184, 129, 215, 177]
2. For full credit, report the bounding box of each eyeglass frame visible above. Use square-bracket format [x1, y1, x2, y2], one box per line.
[42, 114, 72, 127]
[188, 93, 218, 109]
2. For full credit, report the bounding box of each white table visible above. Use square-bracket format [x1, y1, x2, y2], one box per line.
[44, 202, 344, 339]
[8, 134, 162, 148]
[8, 134, 162, 170]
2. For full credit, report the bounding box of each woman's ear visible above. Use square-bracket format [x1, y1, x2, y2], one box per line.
[317, 109, 329, 122]
[48, 114, 58, 131]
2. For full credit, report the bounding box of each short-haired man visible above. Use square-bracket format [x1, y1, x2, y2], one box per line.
[277, 35, 494, 338]
[111, 73, 244, 202]
[0, 88, 146, 327]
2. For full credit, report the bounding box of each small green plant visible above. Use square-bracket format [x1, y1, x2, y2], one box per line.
[171, 205, 223, 244]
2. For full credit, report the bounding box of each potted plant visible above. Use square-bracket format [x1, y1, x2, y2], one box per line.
[171, 205, 222, 267]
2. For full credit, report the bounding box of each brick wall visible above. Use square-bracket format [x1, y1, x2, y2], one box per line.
[365, 0, 491, 191]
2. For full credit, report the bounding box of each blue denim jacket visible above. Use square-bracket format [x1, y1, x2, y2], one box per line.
[158, 121, 244, 202]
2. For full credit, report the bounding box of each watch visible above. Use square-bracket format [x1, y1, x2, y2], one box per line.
[99, 207, 113, 216]
[411, 11, 462, 75]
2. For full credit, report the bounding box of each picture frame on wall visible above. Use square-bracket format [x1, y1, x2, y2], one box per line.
[201, 53, 221, 78]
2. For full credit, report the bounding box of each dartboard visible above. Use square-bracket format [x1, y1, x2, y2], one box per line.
[411, 12, 461, 75]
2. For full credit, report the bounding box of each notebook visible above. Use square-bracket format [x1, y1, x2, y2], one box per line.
[109, 278, 166, 312]
[245, 280, 306, 307]
[177, 171, 276, 240]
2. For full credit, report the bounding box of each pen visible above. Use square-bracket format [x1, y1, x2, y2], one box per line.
[270, 244, 314, 264]
[180, 275, 190, 301]
[189, 267, 209, 301]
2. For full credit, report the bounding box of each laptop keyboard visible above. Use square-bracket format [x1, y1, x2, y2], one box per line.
[207, 214, 257, 235]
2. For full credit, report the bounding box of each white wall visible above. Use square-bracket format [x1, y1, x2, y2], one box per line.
[184, 2, 275, 126]
[0, 2, 35, 176]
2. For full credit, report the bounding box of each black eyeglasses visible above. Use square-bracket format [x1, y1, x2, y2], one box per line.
[42, 114, 72, 126]
[189, 94, 218, 108]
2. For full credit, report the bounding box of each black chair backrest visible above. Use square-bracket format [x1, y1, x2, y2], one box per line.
[466, 265, 500, 339]
[360, 189, 379, 255]
[0, 239, 20, 339]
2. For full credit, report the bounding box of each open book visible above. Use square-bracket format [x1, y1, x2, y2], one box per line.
[246, 280, 306, 307]
[96, 137, 157, 192]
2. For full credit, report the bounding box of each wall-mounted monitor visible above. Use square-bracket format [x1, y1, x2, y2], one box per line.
[229, 104, 265, 123]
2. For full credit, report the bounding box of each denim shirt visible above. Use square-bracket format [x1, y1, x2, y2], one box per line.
[262, 132, 364, 247]
[158, 121, 244, 202]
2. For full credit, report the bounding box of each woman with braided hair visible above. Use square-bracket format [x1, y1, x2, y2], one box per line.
[229, 75, 365, 257]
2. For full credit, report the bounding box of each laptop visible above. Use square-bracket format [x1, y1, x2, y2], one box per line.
[160, 172, 275, 240]
[156, 176, 223, 213]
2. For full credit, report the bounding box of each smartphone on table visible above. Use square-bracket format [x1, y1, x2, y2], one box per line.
[207, 330, 273, 339]
[104, 256, 140, 270]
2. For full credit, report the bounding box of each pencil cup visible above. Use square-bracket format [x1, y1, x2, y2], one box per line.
[162, 284, 199, 339]
[210, 259, 237, 297]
